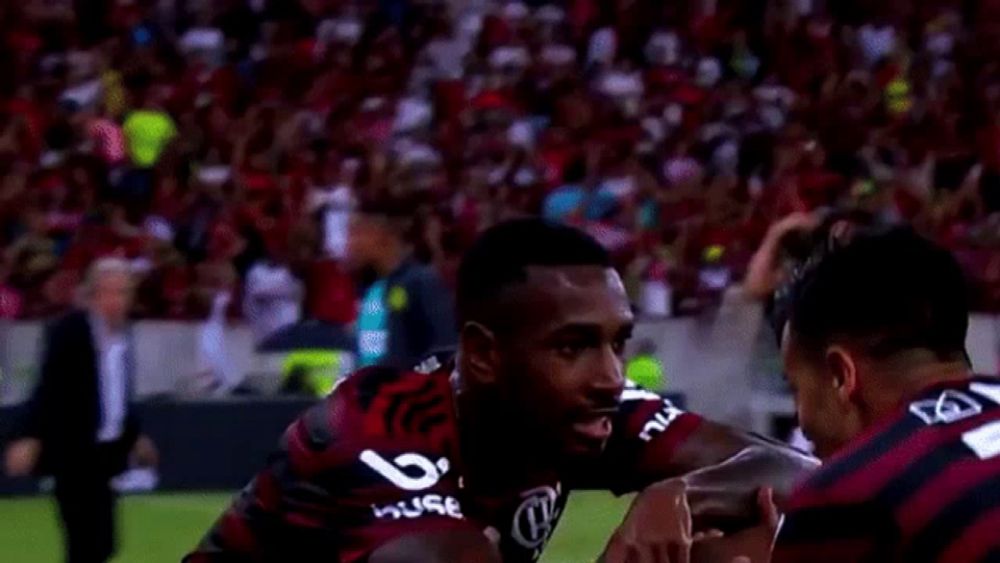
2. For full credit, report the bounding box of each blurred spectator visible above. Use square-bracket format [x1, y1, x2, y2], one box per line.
[3, 0, 1000, 324]
[0, 256, 22, 319]
[122, 100, 177, 170]
[4, 257, 158, 563]
[242, 250, 303, 345]
[195, 289, 239, 395]
[347, 199, 456, 369]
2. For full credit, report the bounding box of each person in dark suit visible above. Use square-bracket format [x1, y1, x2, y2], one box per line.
[4, 257, 158, 563]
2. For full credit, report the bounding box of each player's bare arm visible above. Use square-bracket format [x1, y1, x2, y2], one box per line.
[599, 411, 815, 562]
[663, 420, 818, 527]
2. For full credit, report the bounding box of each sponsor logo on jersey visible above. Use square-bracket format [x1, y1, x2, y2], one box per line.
[511, 484, 562, 556]
[638, 399, 685, 442]
[372, 494, 463, 520]
[909, 390, 982, 425]
[360, 450, 450, 491]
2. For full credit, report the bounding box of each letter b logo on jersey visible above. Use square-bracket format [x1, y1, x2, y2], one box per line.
[360, 450, 450, 491]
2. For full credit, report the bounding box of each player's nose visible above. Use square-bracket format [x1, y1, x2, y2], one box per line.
[589, 346, 625, 395]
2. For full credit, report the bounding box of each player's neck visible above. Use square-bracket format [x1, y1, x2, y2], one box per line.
[864, 359, 971, 422]
[455, 390, 558, 490]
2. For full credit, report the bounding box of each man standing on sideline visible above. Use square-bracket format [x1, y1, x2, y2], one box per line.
[346, 199, 456, 369]
[4, 257, 158, 563]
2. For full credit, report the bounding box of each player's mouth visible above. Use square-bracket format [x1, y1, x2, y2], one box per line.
[571, 407, 617, 445]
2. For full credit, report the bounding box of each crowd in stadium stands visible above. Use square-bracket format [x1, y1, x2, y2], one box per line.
[3, 0, 1000, 324]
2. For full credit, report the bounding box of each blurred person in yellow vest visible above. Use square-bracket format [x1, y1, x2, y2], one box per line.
[625, 338, 664, 392]
[280, 349, 354, 398]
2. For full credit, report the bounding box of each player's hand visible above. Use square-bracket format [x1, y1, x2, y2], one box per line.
[4, 438, 41, 477]
[600, 478, 721, 563]
[131, 435, 159, 468]
[691, 488, 780, 563]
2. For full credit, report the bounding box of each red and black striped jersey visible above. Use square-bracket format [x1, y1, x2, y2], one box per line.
[775, 376, 1000, 563]
[183, 364, 702, 563]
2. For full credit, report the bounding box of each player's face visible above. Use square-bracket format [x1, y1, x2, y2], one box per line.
[781, 327, 863, 459]
[346, 214, 383, 272]
[496, 266, 634, 459]
[92, 271, 134, 328]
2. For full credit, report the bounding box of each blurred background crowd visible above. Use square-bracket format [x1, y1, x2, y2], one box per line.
[4, 0, 1000, 333]
[7, 3, 1000, 559]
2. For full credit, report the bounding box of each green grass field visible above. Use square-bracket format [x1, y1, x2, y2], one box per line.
[0, 491, 629, 562]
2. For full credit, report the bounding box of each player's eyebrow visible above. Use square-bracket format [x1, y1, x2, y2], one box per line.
[548, 321, 632, 341]
[616, 323, 635, 340]
[547, 323, 604, 340]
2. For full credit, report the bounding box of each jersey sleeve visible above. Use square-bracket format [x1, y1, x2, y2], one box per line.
[184, 369, 477, 563]
[570, 385, 704, 493]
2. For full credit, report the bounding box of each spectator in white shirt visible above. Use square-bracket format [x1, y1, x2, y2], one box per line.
[243, 252, 304, 344]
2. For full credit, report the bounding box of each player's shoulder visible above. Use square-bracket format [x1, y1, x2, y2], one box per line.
[324, 364, 458, 449]
[613, 383, 699, 442]
[793, 377, 1000, 509]
[278, 365, 458, 482]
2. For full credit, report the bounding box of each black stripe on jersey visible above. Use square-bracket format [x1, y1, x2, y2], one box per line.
[355, 366, 405, 410]
[874, 438, 971, 511]
[400, 393, 446, 433]
[383, 378, 436, 436]
[868, 390, 1000, 551]
[417, 413, 449, 435]
[383, 390, 408, 436]
[902, 473, 1000, 563]
[809, 416, 924, 489]
[779, 503, 895, 544]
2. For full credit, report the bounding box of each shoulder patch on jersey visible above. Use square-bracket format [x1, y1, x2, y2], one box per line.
[908, 390, 982, 425]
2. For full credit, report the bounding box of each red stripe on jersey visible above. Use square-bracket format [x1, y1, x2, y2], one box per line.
[895, 450, 1000, 534]
[218, 510, 258, 553]
[255, 469, 282, 512]
[936, 504, 1000, 563]
[793, 412, 1000, 508]
[653, 412, 702, 454]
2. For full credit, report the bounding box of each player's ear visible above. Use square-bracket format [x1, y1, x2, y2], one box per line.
[825, 345, 858, 401]
[459, 321, 498, 385]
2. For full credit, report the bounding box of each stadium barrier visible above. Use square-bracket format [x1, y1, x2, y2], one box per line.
[0, 393, 687, 494]
[2, 296, 998, 420]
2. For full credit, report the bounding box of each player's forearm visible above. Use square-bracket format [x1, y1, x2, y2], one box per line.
[680, 441, 817, 530]
[743, 231, 786, 300]
[660, 420, 818, 530]
[684, 441, 817, 504]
